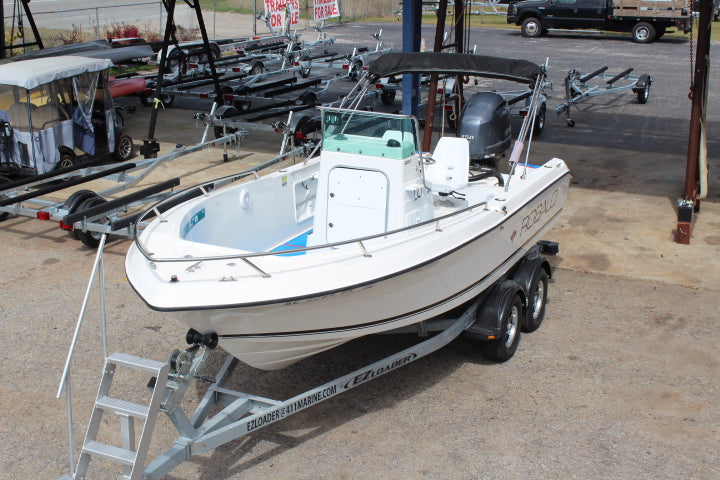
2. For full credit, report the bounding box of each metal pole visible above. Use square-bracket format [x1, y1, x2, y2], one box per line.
[677, 0, 712, 244]
[65, 374, 75, 477]
[1, 1, 5, 59]
[56, 234, 108, 398]
[422, 0, 449, 153]
[99, 236, 108, 360]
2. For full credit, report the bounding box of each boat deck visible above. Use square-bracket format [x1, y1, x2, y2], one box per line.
[271, 229, 312, 255]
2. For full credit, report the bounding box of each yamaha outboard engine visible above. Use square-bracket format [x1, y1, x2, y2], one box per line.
[458, 91, 511, 169]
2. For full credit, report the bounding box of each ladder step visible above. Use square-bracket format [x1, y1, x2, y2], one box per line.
[108, 352, 167, 375]
[83, 440, 137, 466]
[96, 396, 150, 419]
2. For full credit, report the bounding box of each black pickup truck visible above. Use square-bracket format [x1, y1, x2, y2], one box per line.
[507, 0, 692, 43]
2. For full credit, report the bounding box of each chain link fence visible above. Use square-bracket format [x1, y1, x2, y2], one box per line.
[2, 0, 399, 57]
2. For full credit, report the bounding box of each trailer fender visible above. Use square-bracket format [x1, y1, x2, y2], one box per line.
[511, 248, 551, 332]
[215, 105, 240, 118]
[464, 279, 526, 341]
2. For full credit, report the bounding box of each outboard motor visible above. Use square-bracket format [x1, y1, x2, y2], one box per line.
[458, 91, 511, 169]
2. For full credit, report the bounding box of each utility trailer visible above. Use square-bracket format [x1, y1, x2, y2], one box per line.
[0, 132, 248, 247]
[555, 66, 651, 126]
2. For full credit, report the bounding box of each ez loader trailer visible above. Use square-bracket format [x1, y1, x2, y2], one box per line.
[57, 224, 560, 479]
[555, 65, 652, 126]
[0, 133, 249, 247]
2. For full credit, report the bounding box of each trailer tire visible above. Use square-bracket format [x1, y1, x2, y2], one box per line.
[299, 92, 317, 107]
[637, 83, 650, 104]
[75, 196, 109, 248]
[249, 62, 264, 76]
[521, 17, 543, 38]
[57, 152, 77, 170]
[480, 292, 523, 362]
[63, 190, 98, 239]
[113, 134, 134, 161]
[349, 61, 363, 81]
[0, 174, 10, 221]
[523, 268, 548, 333]
[632, 22, 656, 43]
[160, 94, 175, 108]
[380, 89, 396, 106]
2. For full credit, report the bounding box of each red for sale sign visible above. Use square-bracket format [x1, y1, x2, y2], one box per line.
[314, 0, 340, 21]
[264, 0, 300, 28]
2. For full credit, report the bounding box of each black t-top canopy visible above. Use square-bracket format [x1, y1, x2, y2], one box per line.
[367, 52, 542, 84]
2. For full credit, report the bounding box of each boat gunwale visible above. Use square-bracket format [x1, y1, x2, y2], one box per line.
[131, 164, 569, 265]
[127, 172, 571, 313]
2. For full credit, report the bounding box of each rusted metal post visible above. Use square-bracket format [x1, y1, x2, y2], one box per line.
[677, 0, 712, 244]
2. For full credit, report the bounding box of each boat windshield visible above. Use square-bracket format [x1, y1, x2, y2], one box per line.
[321, 108, 418, 160]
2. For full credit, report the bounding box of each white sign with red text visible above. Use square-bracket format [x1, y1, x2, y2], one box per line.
[314, 0, 340, 21]
[264, 0, 300, 29]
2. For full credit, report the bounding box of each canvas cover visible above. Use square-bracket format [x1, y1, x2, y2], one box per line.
[367, 52, 542, 84]
[0, 56, 112, 90]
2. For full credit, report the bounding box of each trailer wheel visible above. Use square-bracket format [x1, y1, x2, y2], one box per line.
[380, 89, 396, 106]
[521, 17, 543, 38]
[57, 152, 77, 170]
[349, 61, 363, 81]
[75, 196, 108, 248]
[480, 293, 523, 362]
[632, 22, 656, 43]
[160, 94, 175, 108]
[523, 268, 548, 333]
[637, 83, 650, 104]
[0, 174, 10, 221]
[113, 134, 134, 161]
[249, 62, 264, 76]
[299, 92, 317, 107]
[63, 190, 98, 239]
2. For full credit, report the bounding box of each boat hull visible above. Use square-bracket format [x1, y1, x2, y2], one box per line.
[133, 168, 570, 370]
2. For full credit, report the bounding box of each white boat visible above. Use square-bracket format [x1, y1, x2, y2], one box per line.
[126, 53, 571, 370]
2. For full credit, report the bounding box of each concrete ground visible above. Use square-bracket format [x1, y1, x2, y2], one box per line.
[0, 17, 719, 480]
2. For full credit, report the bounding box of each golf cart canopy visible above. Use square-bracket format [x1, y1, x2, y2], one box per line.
[0, 56, 112, 90]
[367, 52, 542, 84]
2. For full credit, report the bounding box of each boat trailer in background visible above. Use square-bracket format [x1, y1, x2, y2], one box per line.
[555, 66, 652, 127]
[0, 133, 249, 247]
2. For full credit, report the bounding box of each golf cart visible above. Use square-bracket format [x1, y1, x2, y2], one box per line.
[0, 56, 133, 178]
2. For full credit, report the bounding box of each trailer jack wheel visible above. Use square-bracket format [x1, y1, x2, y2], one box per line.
[567, 119, 575, 128]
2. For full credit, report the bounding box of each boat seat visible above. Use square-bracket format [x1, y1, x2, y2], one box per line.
[424, 137, 470, 194]
[33, 104, 64, 130]
[8, 102, 35, 131]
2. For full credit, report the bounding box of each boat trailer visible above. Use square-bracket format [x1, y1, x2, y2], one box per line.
[56, 216, 559, 479]
[555, 66, 652, 127]
[0, 133, 249, 247]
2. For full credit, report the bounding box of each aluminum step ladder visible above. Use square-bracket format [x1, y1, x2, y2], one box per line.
[74, 352, 169, 480]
